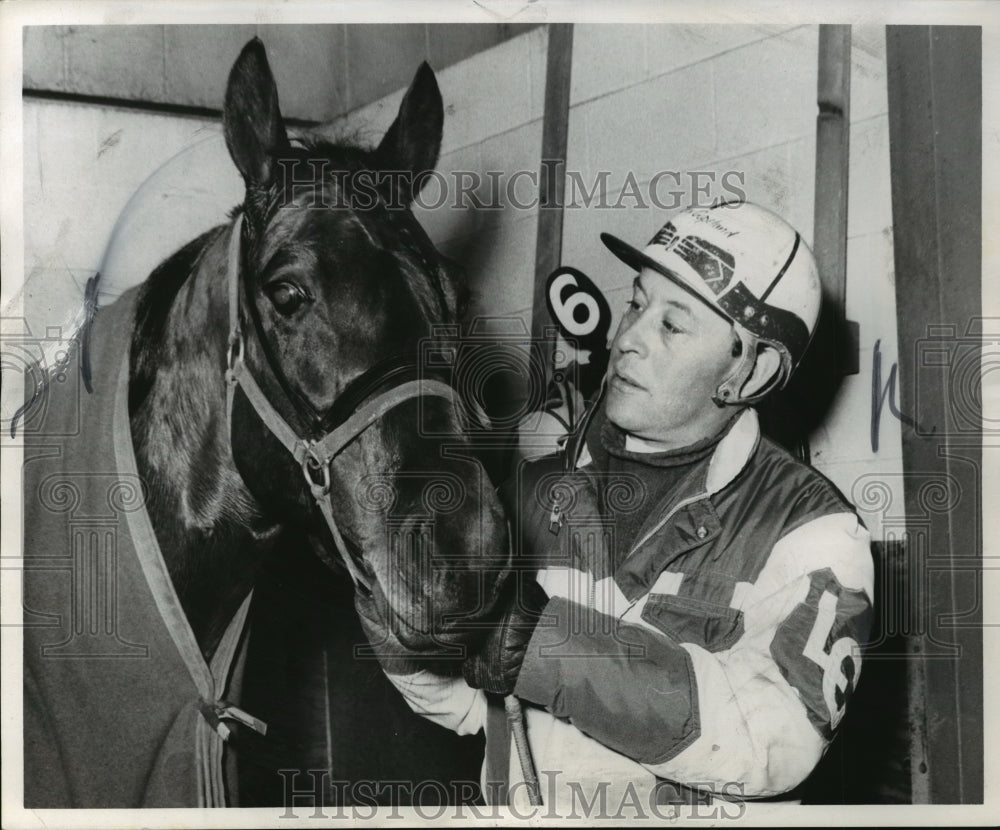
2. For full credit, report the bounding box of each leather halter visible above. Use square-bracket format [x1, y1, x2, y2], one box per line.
[222, 214, 461, 592]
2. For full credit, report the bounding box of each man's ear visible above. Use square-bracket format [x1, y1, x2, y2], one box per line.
[740, 343, 783, 399]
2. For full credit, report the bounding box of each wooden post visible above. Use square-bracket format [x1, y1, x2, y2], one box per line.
[762, 25, 857, 463]
[813, 25, 858, 378]
[885, 24, 983, 804]
[528, 24, 574, 403]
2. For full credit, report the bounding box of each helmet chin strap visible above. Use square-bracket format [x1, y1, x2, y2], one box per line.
[712, 330, 788, 407]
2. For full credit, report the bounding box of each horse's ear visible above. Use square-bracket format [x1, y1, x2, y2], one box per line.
[223, 38, 289, 189]
[374, 62, 443, 204]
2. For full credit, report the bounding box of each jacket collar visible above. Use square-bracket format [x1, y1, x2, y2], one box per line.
[705, 407, 760, 494]
[570, 401, 761, 498]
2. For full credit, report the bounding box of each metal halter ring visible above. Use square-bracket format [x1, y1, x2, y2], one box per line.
[301, 448, 332, 496]
[226, 332, 244, 378]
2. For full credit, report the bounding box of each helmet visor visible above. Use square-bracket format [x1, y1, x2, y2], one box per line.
[600, 231, 734, 326]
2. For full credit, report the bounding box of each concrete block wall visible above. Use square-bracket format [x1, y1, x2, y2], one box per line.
[21, 101, 229, 339]
[22, 24, 538, 122]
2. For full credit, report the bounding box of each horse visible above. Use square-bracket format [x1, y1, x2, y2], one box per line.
[23, 37, 510, 808]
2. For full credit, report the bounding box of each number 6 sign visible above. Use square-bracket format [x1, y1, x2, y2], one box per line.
[544, 267, 611, 352]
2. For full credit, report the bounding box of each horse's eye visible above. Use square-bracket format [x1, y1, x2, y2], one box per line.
[266, 281, 306, 315]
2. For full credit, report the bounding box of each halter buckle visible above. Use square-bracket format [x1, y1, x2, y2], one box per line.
[225, 332, 243, 383]
[302, 446, 332, 496]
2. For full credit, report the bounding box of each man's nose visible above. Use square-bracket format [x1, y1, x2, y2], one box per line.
[614, 312, 652, 358]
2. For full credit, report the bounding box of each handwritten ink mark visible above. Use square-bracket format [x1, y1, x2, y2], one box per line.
[871, 338, 934, 452]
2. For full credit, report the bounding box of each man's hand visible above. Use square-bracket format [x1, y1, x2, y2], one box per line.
[354, 584, 427, 676]
[462, 576, 549, 696]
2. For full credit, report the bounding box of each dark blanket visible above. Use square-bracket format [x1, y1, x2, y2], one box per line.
[23, 288, 250, 807]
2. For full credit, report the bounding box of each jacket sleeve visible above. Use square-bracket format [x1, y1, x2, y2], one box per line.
[514, 511, 874, 797]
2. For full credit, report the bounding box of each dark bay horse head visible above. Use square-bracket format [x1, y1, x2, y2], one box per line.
[129, 38, 510, 663]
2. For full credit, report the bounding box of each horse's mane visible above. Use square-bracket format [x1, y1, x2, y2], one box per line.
[129, 227, 225, 415]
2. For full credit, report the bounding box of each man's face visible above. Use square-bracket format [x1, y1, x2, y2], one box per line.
[604, 268, 740, 450]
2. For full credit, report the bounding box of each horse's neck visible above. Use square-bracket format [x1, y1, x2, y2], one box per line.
[130, 228, 275, 657]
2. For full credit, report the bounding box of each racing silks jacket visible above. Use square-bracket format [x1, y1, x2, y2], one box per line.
[382, 403, 874, 809]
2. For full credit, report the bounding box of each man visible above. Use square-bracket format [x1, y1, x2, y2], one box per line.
[358, 201, 874, 809]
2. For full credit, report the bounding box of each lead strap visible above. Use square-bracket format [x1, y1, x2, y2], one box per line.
[505, 696, 542, 806]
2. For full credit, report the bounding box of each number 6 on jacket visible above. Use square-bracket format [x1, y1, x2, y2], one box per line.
[770, 567, 873, 738]
[801, 588, 862, 730]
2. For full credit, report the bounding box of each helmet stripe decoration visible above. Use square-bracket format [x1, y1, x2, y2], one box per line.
[600, 201, 822, 402]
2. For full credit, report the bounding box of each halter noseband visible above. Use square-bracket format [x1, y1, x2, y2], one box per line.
[223, 214, 462, 592]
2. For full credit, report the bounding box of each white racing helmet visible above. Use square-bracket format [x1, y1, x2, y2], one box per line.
[601, 201, 822, 405]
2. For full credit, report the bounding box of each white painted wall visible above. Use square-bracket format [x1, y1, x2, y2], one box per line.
[21, 101, 232, 334]
[24, 24, 538, 122]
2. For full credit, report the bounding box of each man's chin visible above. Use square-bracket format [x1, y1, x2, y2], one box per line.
[604, 396, 642, 433]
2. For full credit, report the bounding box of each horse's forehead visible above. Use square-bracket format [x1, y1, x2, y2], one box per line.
[264, 184, 439, 270]
[259, 201, 381, 264]
[254, 168, 451, 320]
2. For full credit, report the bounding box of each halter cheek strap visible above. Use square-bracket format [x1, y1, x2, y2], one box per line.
[223, 214, 460, 593]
